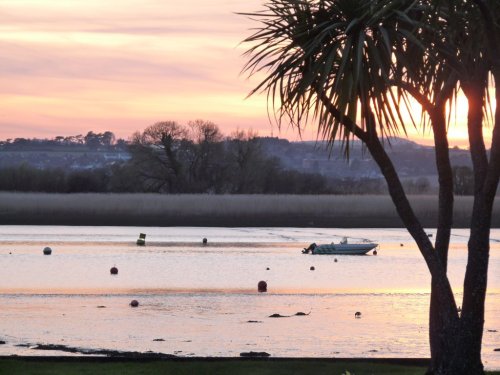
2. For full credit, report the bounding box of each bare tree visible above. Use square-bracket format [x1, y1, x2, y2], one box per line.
[130, 121, 188, 192]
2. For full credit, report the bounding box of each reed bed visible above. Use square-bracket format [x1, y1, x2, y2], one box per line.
[0, 192, 497, 227]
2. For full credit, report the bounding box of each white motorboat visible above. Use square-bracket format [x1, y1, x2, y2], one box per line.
[302, 237, 378, 255]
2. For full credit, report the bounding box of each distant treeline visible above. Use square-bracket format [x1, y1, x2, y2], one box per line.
[0, 122, 477, 195]
[0, 130, 126, 150]
[0, 122, 330, 194]
[0, 163, 331, 194]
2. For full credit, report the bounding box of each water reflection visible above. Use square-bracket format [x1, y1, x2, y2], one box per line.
[0, 226, 498, 369]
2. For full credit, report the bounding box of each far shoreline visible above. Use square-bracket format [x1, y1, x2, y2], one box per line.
[0, 192, 499, 228]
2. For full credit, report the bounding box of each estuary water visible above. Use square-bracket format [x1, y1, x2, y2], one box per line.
[0, 226, 499, 369]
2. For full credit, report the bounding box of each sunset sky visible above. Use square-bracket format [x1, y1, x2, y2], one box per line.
[0, 0, 487, 147]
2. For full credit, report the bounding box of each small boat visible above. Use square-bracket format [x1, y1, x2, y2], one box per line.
[302, 237, 378, 255]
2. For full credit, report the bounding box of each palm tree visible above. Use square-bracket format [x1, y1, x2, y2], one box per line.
[241, 1, 500, 373]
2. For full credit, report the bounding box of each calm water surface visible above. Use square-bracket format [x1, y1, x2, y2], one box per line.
[0, 226, 499, 369]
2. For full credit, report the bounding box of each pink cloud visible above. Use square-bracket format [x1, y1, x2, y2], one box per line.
[0, 0, 276, 140]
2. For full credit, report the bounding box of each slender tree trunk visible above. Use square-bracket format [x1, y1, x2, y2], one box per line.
[448, 71, 500, 374]
[428, 106, 455, 374]
[320, 97, 457, 305]
[362, 133, 458, 324]
[450, 202, 490, 374]
[320, 94, 460, 373]
[393, 76, 459, 374]
[442, 82, 489, 374]
[364, 134, 460, 375]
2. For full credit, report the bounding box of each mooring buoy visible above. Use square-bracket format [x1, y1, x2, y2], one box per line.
[130, 300, 139, 307]
[43, 247, 52, 255]
[258, 281, 267, 293]
[202, 238, 208, 245]
[310, 266, 315, 271]
[355, 311, 362, 318]
[110, 266, 118, 275]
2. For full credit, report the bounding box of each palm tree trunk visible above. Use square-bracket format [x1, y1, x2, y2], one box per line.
[428, 106, 455, 373]
[449, 71, 500, 374]
[393, 78, 459, 374]
[319, 94, 462, 373]
[363, 135, 460, 374]
[450, 202, 490, 374]
[318, 95, 459, 319]
[441, 81, 489, 374]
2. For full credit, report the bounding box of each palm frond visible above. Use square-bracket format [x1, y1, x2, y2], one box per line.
[240, 0, 439, 156]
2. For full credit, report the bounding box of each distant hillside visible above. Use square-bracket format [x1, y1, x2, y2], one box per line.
[0, 136, 472, 185]
[257, 137, 472, 187]
[0, 134, 129, 170]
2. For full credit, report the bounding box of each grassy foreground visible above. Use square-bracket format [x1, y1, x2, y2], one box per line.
[0, 358, 498, 375]
[0, 358, 428, 375]
[1, 192, 499, 228]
